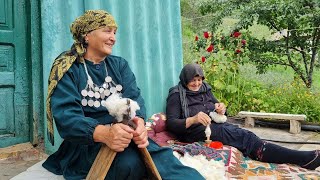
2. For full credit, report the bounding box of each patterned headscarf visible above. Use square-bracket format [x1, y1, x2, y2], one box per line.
[46, 10, 117, 145]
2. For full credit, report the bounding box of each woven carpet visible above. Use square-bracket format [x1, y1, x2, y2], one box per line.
[170, 143, 320, 180]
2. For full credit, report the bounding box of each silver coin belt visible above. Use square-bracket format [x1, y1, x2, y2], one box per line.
[80, 61, 123, 108]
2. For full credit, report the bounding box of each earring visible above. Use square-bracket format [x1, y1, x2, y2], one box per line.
[85, 39, 89, 44]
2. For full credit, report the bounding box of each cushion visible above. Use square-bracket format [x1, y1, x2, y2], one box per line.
[147, 113, 176, 146]
[149, 112, 167, 133]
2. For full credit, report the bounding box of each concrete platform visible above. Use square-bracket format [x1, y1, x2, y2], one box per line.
[0, 142, 47, 180]
[1, 125, 320, 179]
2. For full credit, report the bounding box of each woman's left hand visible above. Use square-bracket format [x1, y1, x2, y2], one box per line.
[215, 103, 226, 115]
[132, 117, 149, 148]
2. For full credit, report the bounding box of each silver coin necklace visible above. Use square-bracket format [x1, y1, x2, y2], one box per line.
[80, 60, 123, 108]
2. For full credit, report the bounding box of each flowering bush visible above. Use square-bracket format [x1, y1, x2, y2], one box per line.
[191, 31, 250, 108]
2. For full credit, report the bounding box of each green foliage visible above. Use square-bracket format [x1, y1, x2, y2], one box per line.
[199, 0, 320, 88]
[238, 64, 320, 122]
[265, 81, 320, 122]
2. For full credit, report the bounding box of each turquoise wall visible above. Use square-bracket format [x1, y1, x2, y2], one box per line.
[41, 0, 183, 153]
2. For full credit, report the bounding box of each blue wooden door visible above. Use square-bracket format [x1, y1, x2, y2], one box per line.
[0, 0, 30, 147]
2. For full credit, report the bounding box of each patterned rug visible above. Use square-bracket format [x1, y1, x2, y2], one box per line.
[147, 113, 320, 179]
[169, 143, 320, 180]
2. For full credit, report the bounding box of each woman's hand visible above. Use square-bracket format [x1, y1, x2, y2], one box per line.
[186, 111, 211, 128]
[215, 103, 226, 115]
[132, 117, 149, 148]
[93, 124, 134, 152]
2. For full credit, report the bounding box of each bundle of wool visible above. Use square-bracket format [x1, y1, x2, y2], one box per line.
[173, 151, 226, 180]
[103, 93, 140, 122]
[209, 111, 227, 123]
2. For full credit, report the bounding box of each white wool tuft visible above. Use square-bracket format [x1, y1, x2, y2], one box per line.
[102, 93, 140, 122]
[173, 151, 226, 180]
[209, 111, 227, 123]
[205, 125, 211, 138]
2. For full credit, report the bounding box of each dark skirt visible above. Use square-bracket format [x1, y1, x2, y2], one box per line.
[185, 122, 262, 156]
[43, 139, 204, 180]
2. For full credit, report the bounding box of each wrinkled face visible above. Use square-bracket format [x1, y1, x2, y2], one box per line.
[85, 27, 117, 57]
[187, 76, 203, 91]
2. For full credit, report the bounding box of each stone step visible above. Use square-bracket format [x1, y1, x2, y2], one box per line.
[0, 142, 47, 161]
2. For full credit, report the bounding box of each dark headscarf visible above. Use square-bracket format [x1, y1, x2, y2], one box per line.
[168, 63, 211, 118]
[46, 10, 117, 145]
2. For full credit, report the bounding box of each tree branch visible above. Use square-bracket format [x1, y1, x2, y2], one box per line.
[285, 26, 309, 87]
[308, 27, 320, 86]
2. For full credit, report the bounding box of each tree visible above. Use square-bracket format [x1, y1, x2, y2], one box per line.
[199, 0, 320, 88]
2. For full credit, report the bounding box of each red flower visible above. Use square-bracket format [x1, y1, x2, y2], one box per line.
[201, 56, 206, 62]
[206, 44, 214, 52]
[233, 31, 241, 38]
[203, 32, 209, 39]
[195, 35, 199, 41]
[241, 39, 246, 45]
[235, 49, 242, 54]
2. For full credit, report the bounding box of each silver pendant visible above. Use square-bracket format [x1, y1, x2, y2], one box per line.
[88, 90, 94, 97]
[105, 76, 112, 83]
[94, 101, 100, 108]
[81, 99, 88, 106]
[103, 83, 108, 89]
[88, 99, 94, 107]
[101, 100, 106, 106]
[100, 93, 106, 99]
[94, 92, 100, 99]
[116, 85, 123, 91]
[104, 89, 110, 96]
[110, 87, 116, 94]
[81, 90, 88, 97]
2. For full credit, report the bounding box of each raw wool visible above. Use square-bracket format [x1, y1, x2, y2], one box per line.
[209, 111, 227, 123]
[103, 93, 140, 122]
[205, 125, 211, 139]
[173, 151, 226, 180]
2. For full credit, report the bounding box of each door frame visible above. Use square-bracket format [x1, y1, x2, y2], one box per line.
[27, 0, 43, 145]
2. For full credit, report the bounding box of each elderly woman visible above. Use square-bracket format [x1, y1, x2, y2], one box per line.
[43, 10, 204, 180]
[166, 63, 320, 170]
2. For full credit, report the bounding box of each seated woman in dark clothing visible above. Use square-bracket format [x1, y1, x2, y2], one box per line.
[166, 63, 320, 170]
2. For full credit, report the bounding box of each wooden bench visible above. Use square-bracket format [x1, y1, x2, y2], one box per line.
[238, 111, 307, 134]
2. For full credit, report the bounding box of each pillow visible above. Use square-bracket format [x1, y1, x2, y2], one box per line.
[146, 112, 177, 146]
[149, 112, 167, 133]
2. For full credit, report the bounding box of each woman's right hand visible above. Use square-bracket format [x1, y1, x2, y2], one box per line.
[93, 124, 134, 152]
[186, 111, 211, 128]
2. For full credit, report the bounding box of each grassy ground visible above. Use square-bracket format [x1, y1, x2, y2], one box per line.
[240, 64, 320, 92]
[219, 17, 272, 40]
[312, 67, 320, 92]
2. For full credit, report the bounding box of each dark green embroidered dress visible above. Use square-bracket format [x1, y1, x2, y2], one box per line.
[42, 55, 204, 180]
